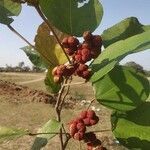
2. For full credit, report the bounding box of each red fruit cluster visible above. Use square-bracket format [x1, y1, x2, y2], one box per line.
[68, 110, 107, 150]
[52, 31, 102, 83]
[80, 110, 99, 126]
[68, 110, 99, 140]
[52, 64, 78, 83]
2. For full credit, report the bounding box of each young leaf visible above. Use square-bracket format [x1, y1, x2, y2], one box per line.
[21, 46, 47, 69]
[39, 0, 103, 36]
[35, 22, 68, 67]
[111, 102, 150, 149]
[31, 119, 61, 150]
[102, 17, 150, 48]
[44, 68, 61, 93]
[0, 126, 29, 142]
[90, 30, 150, 82]
[0, 0, 21, 25]
[93, 66, 150, 111]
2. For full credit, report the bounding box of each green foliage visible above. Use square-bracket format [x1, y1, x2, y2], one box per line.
[39, 0, 103, 36]
[93, 66, 150, 111]
[90, 31, 150, 82]
[102, 17, 150, 48]
[111, 102, 150, 150]
[32, 119, 61, 150]
[0, 0, 21, 25]
[21, 46, 47, 69]
[0, 126, 29, 142]
[45, 68, 61, 93]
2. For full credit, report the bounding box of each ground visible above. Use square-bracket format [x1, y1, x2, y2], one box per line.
[0, 72, 128, 150]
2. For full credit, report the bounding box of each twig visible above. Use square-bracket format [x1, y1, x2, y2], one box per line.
[59, 77, 72, 110]
[7, 24, 35, 48]
[54, 79, 68, 150]
[28, 132, 70, 136]
[87, 99, 95, 110]
[35, 5, 72, 64]
[63, 81, 85, 87]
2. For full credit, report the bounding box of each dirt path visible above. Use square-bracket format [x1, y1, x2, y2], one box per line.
[0, 72, 44, 77]
[17, 77, 45, 85]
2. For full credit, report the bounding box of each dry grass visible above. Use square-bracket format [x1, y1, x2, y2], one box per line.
[0, 72, 126, 150]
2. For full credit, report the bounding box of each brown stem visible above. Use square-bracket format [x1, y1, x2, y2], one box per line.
[7, 24, 34, 48]
[35, 5, 72, 64]
[29, 132, 70, 136]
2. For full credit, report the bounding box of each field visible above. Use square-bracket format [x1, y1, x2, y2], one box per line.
[0, 72, 129, 150]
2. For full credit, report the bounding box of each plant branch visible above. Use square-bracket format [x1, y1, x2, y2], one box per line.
[7, 24, 34, 48]
[63, 81, 86, 87]
[87, 99, 95, 110]
[29, 132, 70, 136]
[35, 5, 72, 64]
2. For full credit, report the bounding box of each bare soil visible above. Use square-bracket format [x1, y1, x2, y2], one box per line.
[0, 73, 126, 150]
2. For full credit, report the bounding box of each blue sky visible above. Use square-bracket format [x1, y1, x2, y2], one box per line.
[0, 0, 150, 69]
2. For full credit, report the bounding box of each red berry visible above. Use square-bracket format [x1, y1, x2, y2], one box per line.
[56, 65, 66, 76]
[78, 64, 88, 72]
[87, 110, 96, 119]
[84, 132, 97, 143]
[90, 116, 99, 125]
[81, 48, 90, 56]
[87, 143, 94, 150]
[73, 132, 84, 141]
[83, 118, 91, 126]
[52, 66, 58, 76]
[82, 42, 92, 49]
[65, 48, 74, 56]
[92, 35, 102, 48]
[53, 76, 62, 83]
[79, 110, 87, 119]
[83, 31, 93, 41]
[77, 122, 86, 132]
[69, 123, 77, 137]
[62, 37, 69, 48]
[91, 49, 101, 59]
[74, 54, 83, 63]
[68, 36, 79, 47]
[82, 70, 91, 79]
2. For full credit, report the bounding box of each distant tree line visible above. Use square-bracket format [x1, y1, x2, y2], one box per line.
[0, 62, 45, 73]
[124, 61, 150, 77]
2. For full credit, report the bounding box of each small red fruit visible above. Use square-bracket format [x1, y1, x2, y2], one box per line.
[62, 37, 69, 48]
[87, 110, 96, 119]
[79, 110, 87, 119]
[73, 132, 84, 141]
[68, 36, 79, 47]
[83, 31, 93, 41]
[52, 66, 58, 76]
[92, 35, 102, 48]
[82, 70, 91, 79]
[53, 76, 62, 83]
[83, 117, 91, 126]
[65, 48, 75, 56]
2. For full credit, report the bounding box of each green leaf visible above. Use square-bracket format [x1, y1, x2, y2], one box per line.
[39, 0, 103, 36]
[0, 0, 21, 25]
[0, 126, 29, 142]
[90, 31, 150, 83]
[21, 46, 47, 69]
[93, 66, 150, 111]
[44, 68, 61, 93]
[31, 119, 61, 150]
[35, 22, 68, 67]
[112, 102, 150, 150]
[102, 17, 150, 48]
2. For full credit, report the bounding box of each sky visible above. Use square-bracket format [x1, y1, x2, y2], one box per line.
[0, 0, 150, 70]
